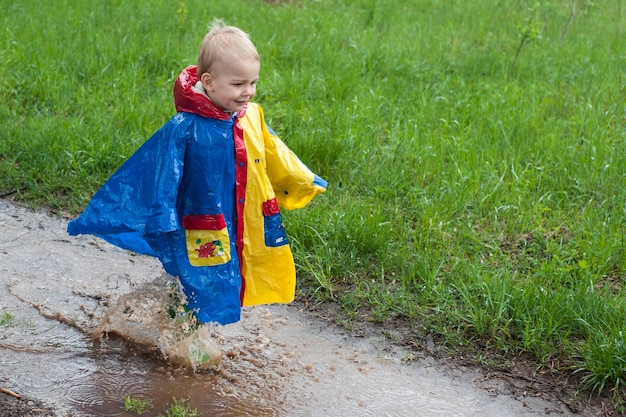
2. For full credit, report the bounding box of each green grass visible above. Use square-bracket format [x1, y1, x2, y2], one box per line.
[2, 0, 625, 406]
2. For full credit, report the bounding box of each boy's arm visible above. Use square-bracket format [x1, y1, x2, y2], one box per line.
[247, 105, 326, 210]
[264, 128, 327, 210]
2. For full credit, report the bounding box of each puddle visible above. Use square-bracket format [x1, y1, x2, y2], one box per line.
[0, 200, 578, 416]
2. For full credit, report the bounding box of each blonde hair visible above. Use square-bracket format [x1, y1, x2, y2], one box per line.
[197, 19, 260, 76]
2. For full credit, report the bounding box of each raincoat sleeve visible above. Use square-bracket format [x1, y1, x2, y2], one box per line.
[67, 114, 190, 257]
[258, 113, 327, 209]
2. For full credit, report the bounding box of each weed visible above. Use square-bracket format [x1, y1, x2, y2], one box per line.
[123, 395, 153, 415]
[158, 397, 198, 417]
[176, 2, 188, 47]
[19, 319, 35, 329]
[510, 2, 543, 75]
[561, 0, 596, 38]
[0, 313, 14, 326]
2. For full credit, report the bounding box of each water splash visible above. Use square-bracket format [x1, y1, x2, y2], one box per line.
[95, 275, 223, 371]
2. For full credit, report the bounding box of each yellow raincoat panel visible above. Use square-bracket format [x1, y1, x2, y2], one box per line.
[238, 104, 326, 306]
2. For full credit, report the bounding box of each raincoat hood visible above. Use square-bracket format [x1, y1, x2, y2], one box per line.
[173, 65, 247, 120]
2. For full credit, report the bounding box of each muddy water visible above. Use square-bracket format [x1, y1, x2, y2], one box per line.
[0, 200, 569, 416]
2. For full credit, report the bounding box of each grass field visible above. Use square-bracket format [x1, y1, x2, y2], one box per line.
[1, 0, 625, 406]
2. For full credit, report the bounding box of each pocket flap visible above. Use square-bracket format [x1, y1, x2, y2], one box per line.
[182, 214, 226, 230]
[262, 198, 280, 217]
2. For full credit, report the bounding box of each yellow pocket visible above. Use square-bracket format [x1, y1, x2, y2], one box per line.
[182, 214, 231, 267]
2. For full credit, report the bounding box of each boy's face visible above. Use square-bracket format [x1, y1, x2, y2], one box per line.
[201, 58, 260, 113]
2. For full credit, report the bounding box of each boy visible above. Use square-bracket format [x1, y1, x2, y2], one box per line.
[68, 20, 327, 325]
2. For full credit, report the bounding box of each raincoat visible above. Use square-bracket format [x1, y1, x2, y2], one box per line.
[68, 65, 327, 325]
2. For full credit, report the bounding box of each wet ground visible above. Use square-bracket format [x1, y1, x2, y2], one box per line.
[0, 199, 605, 416]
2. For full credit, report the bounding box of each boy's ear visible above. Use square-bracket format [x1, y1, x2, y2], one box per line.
[200, 72, 213, 91]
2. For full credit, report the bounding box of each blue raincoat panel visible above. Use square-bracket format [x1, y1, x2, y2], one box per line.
[68, 113, 243, 324]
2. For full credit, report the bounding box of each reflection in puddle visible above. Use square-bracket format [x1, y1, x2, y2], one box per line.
[0, 200, 567, 417]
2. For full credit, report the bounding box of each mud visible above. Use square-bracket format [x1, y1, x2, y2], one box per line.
[0, 199, 607, 416]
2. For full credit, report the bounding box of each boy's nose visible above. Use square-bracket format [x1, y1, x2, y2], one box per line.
[244, 85, 255, 97]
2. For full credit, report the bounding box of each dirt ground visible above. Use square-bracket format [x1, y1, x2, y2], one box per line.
[0, 197, 621, 416]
